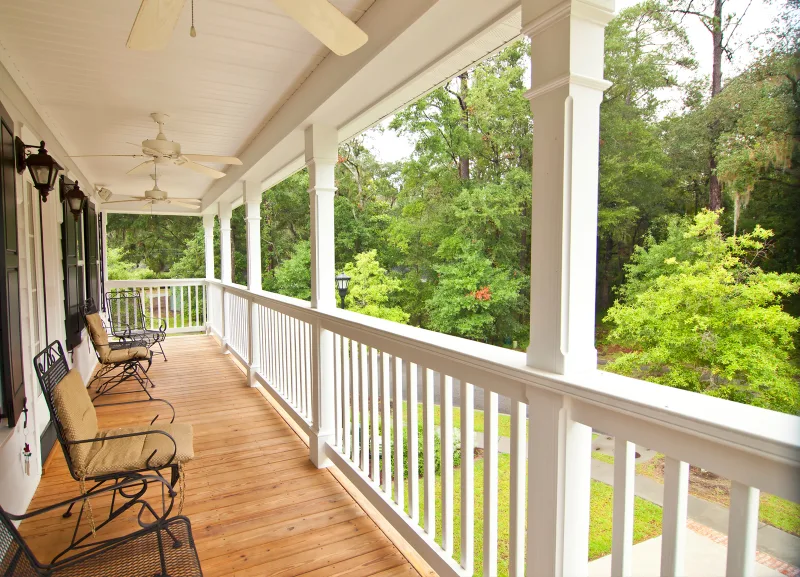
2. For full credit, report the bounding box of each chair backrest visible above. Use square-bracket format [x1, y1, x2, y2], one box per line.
[105, 290, 145, 335]
[32, 341, 98, 479]
[81, 299, 112, 363]
[0, 507, 41, 575]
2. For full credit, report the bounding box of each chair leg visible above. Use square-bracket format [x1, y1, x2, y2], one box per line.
[158, 340, 168, 361]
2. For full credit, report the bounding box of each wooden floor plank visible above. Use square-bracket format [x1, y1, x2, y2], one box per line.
[18, 335, 421, 577]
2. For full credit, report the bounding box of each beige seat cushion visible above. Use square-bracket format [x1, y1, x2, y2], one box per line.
[97, 345, 150, 365]
[81, 423, 194, 477]
[85, 313, 108, 346]
[51, 369, 98, 468]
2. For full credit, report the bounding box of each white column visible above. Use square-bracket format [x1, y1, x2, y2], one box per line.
[218, 202, 232, 285]
[218, 202, 232, 352]
[306, 124, 338, 468]
[244, 182, 262, 386]
[522, 0, 613, 574]
[202, 213, 215, 280]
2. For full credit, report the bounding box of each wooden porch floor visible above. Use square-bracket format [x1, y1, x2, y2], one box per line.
[20, 335, 421, 577]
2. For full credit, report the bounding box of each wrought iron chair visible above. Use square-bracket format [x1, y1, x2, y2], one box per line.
[0, 477, 202, 575]
[106, 290, 168, 361]
[33, 341, 194, 553]
[81, 299, 155, 400]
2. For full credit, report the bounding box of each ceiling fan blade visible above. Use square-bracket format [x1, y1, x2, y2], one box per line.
[182, 154, 243, 165]
[178, 160, 226, 179]
[100, 198, 147, 204]
[126, 0, 186, 51]
[272, 0, 368, 56]
[170, 200, 203, 209]
[127, 160, 155, 175]
[69, 154, 147, 158]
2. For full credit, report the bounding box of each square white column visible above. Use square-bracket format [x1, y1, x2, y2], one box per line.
[522, 0, 613, 574]
[218, 202, 232, 285]
[305, 124, 338, 468]
[202, 214, 215, 280]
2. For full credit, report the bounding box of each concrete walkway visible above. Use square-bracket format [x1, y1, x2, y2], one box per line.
[468, 430, 800, 569]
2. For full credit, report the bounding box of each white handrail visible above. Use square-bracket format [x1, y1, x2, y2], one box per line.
[200, 277, 800, 577]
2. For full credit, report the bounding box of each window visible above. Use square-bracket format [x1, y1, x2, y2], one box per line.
[61, 176, 84, 351]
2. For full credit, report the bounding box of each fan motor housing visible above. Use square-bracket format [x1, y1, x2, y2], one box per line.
[142, 138, 181, 158]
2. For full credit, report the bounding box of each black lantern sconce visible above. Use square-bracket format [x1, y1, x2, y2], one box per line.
[335, 272, 351, 309]
[14, 138, 62, 201]
[60, 177, 87, 221]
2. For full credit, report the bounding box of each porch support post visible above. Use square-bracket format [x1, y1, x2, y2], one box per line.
[203, 213, 215, 335]
[218, 202, 232, 352]
[244, 182, 262, 386]
[306, 124, 337, 468]
[203, 214, 215, 280]
[521, 0, 613, 574]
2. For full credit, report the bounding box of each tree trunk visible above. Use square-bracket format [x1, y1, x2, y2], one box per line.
[458, 72, 470, 181]
[708, 0, 724, 210]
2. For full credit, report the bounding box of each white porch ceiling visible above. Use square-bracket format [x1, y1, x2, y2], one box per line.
[0, 0, 522, 215]
[0, 0, 373, 209]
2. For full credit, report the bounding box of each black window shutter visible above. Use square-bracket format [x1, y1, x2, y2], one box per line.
[98, 212, 105, 311]
[62, 177, 83, 350]
[84, 202, 99, 308]
[0, 103, 26, 426]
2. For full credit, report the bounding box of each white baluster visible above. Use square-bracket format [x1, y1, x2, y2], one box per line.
[661, 457, 689, 577]
[392, 356, 404, 508]
[484, 390, 498, 576]
[441, 374, 454, 555]
[180, 285, 185, 328]
[726, 482, 760, 577]
[612, 438, 636, 577]
[509, 399, 525, 577]
[423, 368, 435, 537]
[407, 362, 419, 522]
[350, 339, 360, 465]
[460, 379, 474, 574]
[360, 343, 369, 473]
[334, 334, 341, 448]
[342, 336, 351, 457]
[187, 285, 193, 328]
[370, 347, 379, 482]
[380, 351, 391, 496]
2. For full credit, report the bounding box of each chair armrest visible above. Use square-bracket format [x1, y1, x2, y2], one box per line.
[142, 315, 167, 332]
[67, 429, 178, 469]
[92, 397, 176, 424]
[4, 476, 173, 522]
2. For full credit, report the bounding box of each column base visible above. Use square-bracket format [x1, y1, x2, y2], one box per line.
[310, 432, 334, 469]
[247, 364, 260, 387]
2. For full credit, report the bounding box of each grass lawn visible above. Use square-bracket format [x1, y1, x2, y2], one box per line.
[402, 401, 513, 438]
[400, 453, 662, 576]
[591, 451, 800, 536]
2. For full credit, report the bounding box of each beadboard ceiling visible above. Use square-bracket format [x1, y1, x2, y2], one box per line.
[0, 0, 374, 203]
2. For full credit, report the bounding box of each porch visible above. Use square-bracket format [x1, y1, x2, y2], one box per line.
[20, 335, 421, 577]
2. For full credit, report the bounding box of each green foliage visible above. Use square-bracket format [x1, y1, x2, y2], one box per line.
[605, 211, 800, 413]
[427, 241, 527, 344]
[387, 421, 462, 480]
[269, 241, 312, 300]
[106, 247, 157, 280]
[343, 251, 409, 323]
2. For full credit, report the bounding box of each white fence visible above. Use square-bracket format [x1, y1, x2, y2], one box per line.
[202, 278, 799, 577]
[106, 279, 207, 334]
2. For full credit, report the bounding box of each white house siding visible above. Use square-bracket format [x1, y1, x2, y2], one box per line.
[0, 94, 97, 516]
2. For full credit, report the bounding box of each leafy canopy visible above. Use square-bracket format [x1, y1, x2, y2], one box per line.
[604, 210, 800, 414]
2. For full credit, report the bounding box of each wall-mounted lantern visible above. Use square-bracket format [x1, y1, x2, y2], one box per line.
[60, 177, 87, 220]
[14, 138, 62, 201]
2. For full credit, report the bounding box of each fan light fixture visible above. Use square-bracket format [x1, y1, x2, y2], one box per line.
[60, 177, 87, 220]
[14, 138, 63, 201]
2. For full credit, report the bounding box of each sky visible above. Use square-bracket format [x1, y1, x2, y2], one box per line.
[363, 0, 783, 163]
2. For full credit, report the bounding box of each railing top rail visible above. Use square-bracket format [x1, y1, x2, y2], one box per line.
[209, 280, 800, 467]
[107, 278, 207, 288]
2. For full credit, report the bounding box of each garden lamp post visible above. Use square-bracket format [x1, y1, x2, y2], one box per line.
[336, 272, 351, 309]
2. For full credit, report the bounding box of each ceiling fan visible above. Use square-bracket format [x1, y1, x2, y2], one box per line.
[126, 0, 368, 56]
[100, 170, 202, 210]
[71, 113, 242, 179]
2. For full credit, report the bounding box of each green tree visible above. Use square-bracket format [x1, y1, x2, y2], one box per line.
[427, 241, 527, 345]
[106, 247, 157, 280]
[604, 210, 800, 414]
[269, 241, 312, 300]
[343, 251, 409, 324]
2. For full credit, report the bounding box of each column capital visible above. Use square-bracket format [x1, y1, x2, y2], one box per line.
[218, 202, 232, 224]
[522, 0, 614, 37]
[202, 213, 215, 228]
[242, 180, 262, 205]
[304, 125, 338, 164]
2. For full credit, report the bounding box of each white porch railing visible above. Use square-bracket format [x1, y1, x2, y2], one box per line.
[106, 279, 207, 334]
[203, 278, 799, 577]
